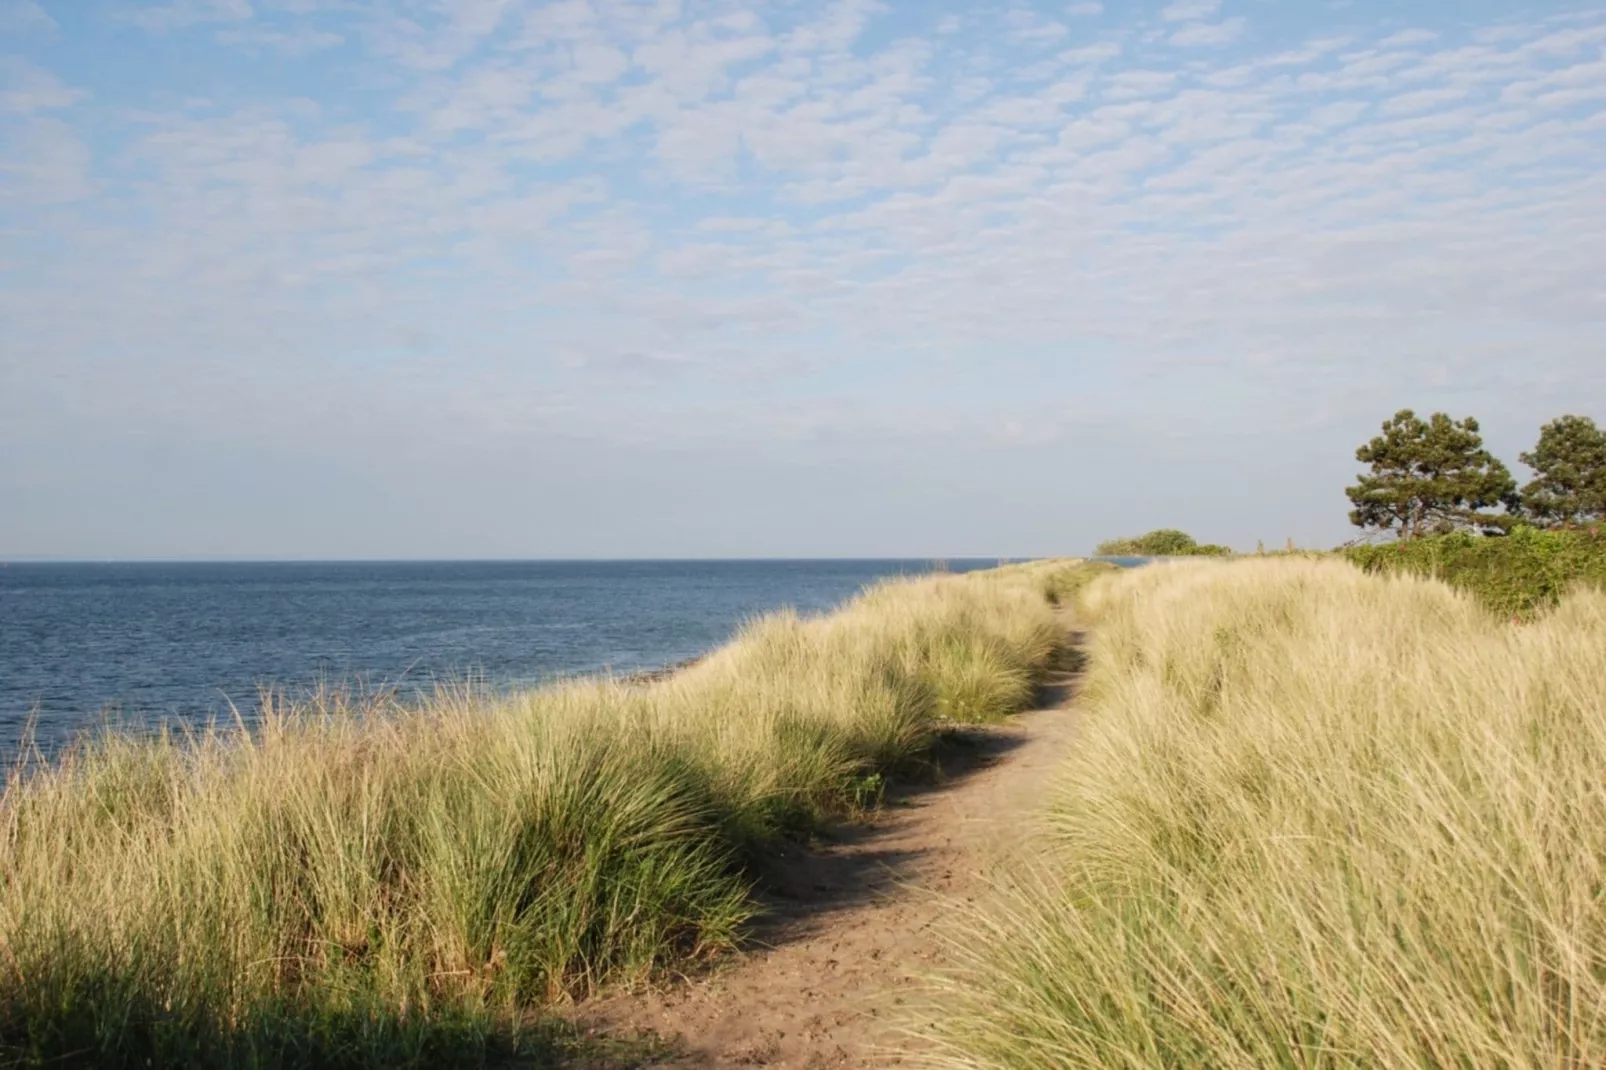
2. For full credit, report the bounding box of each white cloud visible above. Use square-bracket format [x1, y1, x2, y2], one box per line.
[125, 0, 253, 31]
[1160, 0, 1221, 22]
[1061, 41, 1123, 66]
[1005, 8, 1069, 46]
[1170, 17, 1246, 47]
[1379, 28, 1439, 48]
[1380, 86, 1469, 116]
[0, 58, 85, 114]
[216, 24, 343, 54]
[1305, 99, 1368, 127]
[0, 116, 92, 203]
[1067, 2, 1104, 16]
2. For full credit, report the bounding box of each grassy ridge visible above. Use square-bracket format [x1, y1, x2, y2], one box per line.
[1346, 525, 1606, 618]
[0, 563, 1079, 1068]
[932, 558, 1606, 1068]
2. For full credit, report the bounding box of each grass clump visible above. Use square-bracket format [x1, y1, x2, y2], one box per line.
[0, 564, 1078, 1069]
[1346, 523, 1606, 618]
[931, 557, 1606, 1069]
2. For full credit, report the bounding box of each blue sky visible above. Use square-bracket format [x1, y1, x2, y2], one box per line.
[2, 0, 1603, 559]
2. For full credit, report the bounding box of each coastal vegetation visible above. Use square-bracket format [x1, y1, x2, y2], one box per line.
[1100, 411, 1606, 618]
[1335, 409, 1606, 616]
[6, 408, 1602, 1068]
[931, 557, 1606, 1068]
[1346, 524, 1606, 618]
[1094, 529, 1232, 557]
[1346, 409, 1605, 538]
[0, 562, 1084, 1068]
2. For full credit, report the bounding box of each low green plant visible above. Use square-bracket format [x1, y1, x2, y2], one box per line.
[849, 771, 886, 810]
[1345, 523, 1606, 617]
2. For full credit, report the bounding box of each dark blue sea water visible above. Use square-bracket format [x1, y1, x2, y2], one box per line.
[0, 560, 997, 754]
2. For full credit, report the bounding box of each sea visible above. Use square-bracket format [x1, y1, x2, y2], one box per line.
[0, 559, 999, 755]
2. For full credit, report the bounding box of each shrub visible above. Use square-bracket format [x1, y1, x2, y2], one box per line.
[1096, 529, 1232, 557]
[1345, 524, 1606, 618]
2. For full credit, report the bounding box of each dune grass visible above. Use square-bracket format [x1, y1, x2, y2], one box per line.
[931, 557, 1606, 1068]
[0, 563, 1079, 1068]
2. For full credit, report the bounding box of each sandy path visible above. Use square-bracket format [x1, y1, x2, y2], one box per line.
[573, 647, 1083, 1069]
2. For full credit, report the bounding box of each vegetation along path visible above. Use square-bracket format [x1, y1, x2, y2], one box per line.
[573, 645, 1085, 1068]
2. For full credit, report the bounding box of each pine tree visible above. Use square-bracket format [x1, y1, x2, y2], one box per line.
[1519, 415, 1606, 527]
[1346, 410, 1517, 539]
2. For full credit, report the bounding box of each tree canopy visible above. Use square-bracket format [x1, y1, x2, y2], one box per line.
[1346, 410, 1517, 539]
[1519, 415, 1606, 527]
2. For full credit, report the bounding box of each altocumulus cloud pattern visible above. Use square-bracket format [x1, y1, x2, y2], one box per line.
[1, 0, 1603, 558]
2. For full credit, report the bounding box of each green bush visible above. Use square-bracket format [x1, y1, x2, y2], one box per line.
[1345, 525, 1606, 618]
[1096, 529, 1233, 557]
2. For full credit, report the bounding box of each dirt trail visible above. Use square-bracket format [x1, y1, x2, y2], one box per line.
[574, 644, 1084, 1069]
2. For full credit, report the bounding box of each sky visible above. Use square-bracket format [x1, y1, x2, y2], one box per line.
[2, 0, 1603, 560]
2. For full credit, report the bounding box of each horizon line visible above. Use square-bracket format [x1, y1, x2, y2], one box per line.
[0, 554, 1058, 566]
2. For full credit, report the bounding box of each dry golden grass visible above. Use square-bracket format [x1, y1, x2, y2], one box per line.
[0, 562, 1082, 1068]
[932, 557, 1606, 1068]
